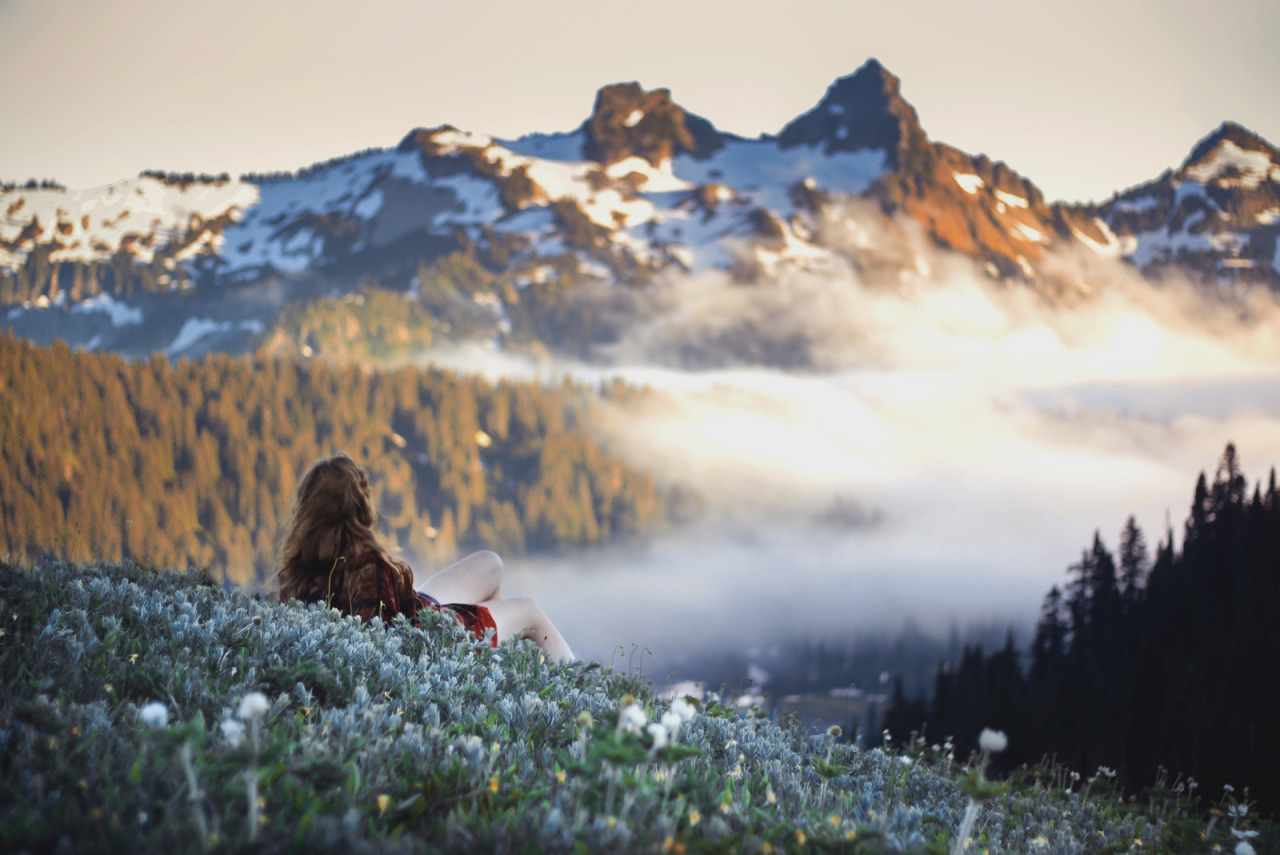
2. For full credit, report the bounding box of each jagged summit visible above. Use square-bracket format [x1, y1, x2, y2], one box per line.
[777, 59, 929, 167]
[579, 82, 724, 168]
[1177, 121, 1280, 187]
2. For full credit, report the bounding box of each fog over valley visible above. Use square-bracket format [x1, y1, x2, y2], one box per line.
[416, 226, 1280, 680]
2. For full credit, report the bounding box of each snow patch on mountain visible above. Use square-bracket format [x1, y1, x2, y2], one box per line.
[953, 173, 984, 195]
[994, 190, 1028, 209]
[1071, 219, 1122, 257]
[69, 293, 144, 326]
[0, 176, 258, 268]
[673, 140, 885, 212]
[1184, 140, 1275, 188]
[166, 317, 264, 355]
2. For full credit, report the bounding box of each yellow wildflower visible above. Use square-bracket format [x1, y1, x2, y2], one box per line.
[689, 809, 700, 826]
[377, 795, 391, 814]
[556, 769, 566, 784]
[829, 813, 841, 826]
[796, 828, 807, 847]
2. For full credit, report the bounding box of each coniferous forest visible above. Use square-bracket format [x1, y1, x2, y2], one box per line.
[0, 332, 664, 587]
[884, 443, 1280, 813]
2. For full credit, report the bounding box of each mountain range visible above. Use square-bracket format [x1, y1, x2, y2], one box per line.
[3, 58, 1278, 361]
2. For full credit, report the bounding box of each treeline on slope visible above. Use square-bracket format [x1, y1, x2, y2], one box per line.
[0, 332, 664, 588]
[260, 230, 656, 366]
[883, 443, 1280, 813]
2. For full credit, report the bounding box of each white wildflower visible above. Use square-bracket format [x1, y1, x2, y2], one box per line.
[620, 702, 646, 735]
[670, 697, 697, 724]
[139, 702, 169, 729]
[647, 722, 667, 751]
[661, 711, 682, 738]
[1235, 842, 1255, 855]
[220, 719, 245, 748]
[978, 729, 1007, 753]
[238, 692, 270, 720]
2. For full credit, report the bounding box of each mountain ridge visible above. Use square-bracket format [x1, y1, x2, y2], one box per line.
[2, 58, 1277, 361]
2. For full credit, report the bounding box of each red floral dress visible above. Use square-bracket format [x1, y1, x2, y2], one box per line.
[315, 551, 498, 647]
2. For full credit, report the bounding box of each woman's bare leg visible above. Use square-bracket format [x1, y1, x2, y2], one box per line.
[481, 596, 575, 663]
[418, 550, 503, 604]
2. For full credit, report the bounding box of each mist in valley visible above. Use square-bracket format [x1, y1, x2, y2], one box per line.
[412, 210, 1280, 694]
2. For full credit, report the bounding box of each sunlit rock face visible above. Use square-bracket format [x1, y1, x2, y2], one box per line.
[580, 82, 726, 168]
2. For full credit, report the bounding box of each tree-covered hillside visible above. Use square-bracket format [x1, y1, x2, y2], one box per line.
[0, 333, 664, 587]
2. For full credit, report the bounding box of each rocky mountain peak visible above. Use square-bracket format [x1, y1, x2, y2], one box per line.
[776, 58, 930, 167]
[1178, 121, 1280, 188]
[580, 82, 724, 168]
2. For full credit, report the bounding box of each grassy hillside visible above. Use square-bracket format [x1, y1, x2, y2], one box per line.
[0, 560, 1269, 854]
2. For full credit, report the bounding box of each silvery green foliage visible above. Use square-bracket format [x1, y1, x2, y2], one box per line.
[0, 561, 1162, 853]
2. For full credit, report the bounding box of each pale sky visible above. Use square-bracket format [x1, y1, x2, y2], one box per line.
[1, 0, 1276, 203]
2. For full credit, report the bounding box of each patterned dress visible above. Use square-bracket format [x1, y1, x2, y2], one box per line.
[295, 551, 498, 647]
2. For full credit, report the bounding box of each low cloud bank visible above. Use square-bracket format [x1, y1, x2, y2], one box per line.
[421, 210, 1280, 673]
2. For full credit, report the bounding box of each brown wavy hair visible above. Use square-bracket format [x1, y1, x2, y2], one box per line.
[276, 452, 392, 603]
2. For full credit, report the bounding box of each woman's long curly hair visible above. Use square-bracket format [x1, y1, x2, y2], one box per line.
[276, 452, 392, 603]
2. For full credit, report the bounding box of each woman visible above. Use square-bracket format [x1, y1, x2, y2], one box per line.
[276, 452, 574, 662]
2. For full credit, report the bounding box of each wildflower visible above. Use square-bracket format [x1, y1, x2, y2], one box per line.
[671, 697, 697, 723]
[1235, 843, 1256, 855]
[766, 784, 777, 805]
[796, 829, 807, 847]
[238, 692, 269, 720]
[78, 779, 88, 790]
[827, 725, 842, 738]
[220, 719, 246, 748]
[762, 844, 774, 855]
[647, 722, 668, 751]
[556, 769, 566, 784]
[71, 727, 80, 736]
[139, 702, 169, 729]
[978, 729, 1007, 753]
[846, 830, 858, 842]
[661, 711, 682, 737]
[829, 813, 841, 826]
[663, 838, 675, 852]
[377, 795, 391, 814]
[129, 653, 137, 663]
[607, 816, 617, 828]
[688, 809, 700, 826]
[620, 701, 646, 735]
[728, 764, 743, 779]
[104, 684, 113, 693]
[489, 776, 499, 793]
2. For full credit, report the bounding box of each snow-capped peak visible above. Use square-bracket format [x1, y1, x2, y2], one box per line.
[1179, 122, 1280, 189]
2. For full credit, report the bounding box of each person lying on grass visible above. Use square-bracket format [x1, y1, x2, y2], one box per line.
[275, 451, 574, 662]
